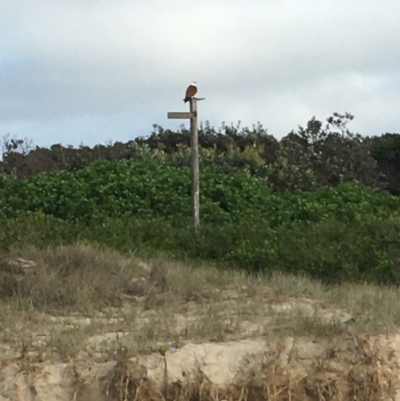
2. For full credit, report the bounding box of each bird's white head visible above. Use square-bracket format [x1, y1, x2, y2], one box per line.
[191, 81, 197, 87]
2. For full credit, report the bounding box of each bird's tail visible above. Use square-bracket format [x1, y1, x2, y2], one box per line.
[183, 97, 190, 103]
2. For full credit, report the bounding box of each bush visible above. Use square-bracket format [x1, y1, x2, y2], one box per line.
[1, 158, 400, 286]
[1, 159, 399, 226]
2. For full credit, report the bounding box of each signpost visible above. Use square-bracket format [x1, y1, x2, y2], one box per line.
[168, 97, 204, 229]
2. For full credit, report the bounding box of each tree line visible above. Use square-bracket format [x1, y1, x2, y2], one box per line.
[1, 112, 399, 194]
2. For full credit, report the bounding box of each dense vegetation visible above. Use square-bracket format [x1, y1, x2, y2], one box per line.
[1, 112, 400, 285]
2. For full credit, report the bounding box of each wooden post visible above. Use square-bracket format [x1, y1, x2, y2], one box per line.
[167, 96, 205, 229]
[189, 98, 200, 228]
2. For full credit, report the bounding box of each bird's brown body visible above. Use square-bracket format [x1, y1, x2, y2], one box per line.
[183, 82, 197, 102]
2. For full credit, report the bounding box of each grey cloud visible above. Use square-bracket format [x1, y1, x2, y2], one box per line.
[0, 0, 399, 145]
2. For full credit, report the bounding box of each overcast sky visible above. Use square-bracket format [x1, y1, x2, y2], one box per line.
[1, 0, 399, 150]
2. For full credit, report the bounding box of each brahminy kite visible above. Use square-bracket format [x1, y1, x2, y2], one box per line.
[183, 82, 197, 103]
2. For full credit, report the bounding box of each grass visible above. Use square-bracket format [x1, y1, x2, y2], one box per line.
[1, 242, 400, 366]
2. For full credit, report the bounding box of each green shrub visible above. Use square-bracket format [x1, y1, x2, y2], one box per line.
[1, 159, 400, 285]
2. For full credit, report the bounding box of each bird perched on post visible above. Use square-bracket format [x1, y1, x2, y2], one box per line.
[183, 82, 197, 103]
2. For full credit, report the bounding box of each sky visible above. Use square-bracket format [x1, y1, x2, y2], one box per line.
[0, 0, 399, 150]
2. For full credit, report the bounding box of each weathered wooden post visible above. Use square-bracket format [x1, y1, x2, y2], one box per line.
[168, 97, 204, 229]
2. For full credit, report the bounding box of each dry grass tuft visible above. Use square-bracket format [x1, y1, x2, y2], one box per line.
[0, 242, 138, 312]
